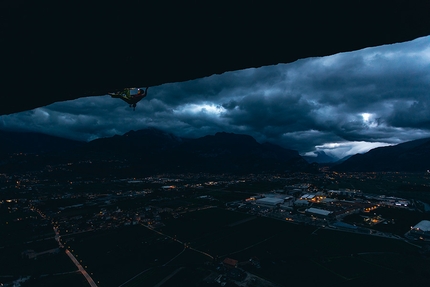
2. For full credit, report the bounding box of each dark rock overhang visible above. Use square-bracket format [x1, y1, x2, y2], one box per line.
[2, 1, 430, 115]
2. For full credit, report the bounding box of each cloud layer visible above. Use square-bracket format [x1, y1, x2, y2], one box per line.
[2, 36, 430, 159]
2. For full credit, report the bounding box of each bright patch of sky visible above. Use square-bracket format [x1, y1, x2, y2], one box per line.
[174, 103, 226, 115]
[314, 141, 394, 160]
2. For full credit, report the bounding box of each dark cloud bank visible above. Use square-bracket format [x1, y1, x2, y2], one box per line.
[1, 36, 430, 160]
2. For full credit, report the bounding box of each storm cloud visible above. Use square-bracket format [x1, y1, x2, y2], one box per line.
[1, 36, 430, 159]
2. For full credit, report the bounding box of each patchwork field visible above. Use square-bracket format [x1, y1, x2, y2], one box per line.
[60, 208, 430, 286]
[159, 208, 430, 286]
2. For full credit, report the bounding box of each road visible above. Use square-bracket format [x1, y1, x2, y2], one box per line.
[153, 267, 185, 287]
[53, 226, 98, 287]
[65, 249, 98, 287]
[118, 267, 153, 287]
[141, 223, 214, 260]
[219, 235, 276, 258]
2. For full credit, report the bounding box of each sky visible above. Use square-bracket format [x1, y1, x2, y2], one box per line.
[1, 36, 430, 160]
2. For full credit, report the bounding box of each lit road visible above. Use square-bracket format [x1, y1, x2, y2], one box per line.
[65, 249, 98, 287]
[53, 226, 98, 287]
[187, 246, 214, 259]
[31, 203, 98, 287]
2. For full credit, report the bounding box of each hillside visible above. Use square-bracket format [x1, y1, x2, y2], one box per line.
[0, 129, 312, 175]
[332, 138, 430, 172]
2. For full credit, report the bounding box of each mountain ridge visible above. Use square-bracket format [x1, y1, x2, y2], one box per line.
[0, 130, 84, 156]
[0, 128, 312, 175]
[302, 151, 336, 164]
[3, 129, 430, 173]
[332, 137, 430, 172]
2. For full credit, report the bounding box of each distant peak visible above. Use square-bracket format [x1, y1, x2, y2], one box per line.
[124, 128, 167, 136]
[214, 131, 255, 139]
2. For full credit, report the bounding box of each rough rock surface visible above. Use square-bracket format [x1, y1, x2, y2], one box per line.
[2, 1, 430, 115]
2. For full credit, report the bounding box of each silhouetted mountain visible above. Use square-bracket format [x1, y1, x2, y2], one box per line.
[302, 151, 336, 164]
[332, 138, 430, 172]
[0, 130, 84, 156]
[336, 154, 354, 163]
[75, 128, 185, 160]
[167, 132, 309, 174]
[0, 129, 313, 175]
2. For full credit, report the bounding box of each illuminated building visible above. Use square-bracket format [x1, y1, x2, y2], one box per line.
[408, 220, 430, 241]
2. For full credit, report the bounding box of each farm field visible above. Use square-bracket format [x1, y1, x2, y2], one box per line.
[67, 225, 183, 287]
[159, 208, 430, 286]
